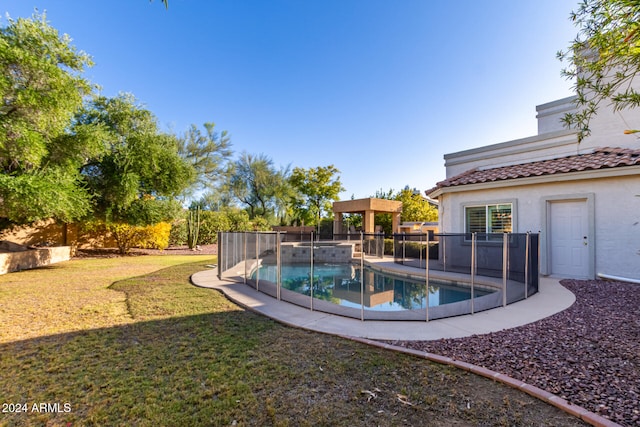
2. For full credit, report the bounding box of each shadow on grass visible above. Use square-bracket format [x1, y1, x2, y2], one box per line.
[2, 311, 278, 426]
[1, 314, 591, 427]
[0, 259, 588, 427]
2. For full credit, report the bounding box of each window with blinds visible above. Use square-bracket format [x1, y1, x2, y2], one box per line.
[488, 204, 512, 233]
[465, 204, 512, 234]
[465, 206, 486, 233]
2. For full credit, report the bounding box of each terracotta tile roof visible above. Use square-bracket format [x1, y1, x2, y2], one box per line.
[427, 147, 640, 196]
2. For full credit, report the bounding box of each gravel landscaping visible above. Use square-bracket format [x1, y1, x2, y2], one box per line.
[388, 279, 640, 426]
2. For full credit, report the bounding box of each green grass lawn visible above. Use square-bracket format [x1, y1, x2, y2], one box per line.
[0, 256, 586, 426]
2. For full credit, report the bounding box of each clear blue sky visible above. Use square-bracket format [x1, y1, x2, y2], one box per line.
[3, 0, 579, 199]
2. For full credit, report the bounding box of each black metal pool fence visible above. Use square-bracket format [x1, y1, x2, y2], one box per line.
[217, 231, 539, 321]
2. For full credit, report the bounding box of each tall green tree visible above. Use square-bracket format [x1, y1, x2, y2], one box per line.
[0, 13, 97, 226]
[228, 152, 288, 220]
[194, 188, 235, 212]
[373, 188, 395, 200]
[178, 122, 232, 198]
[288, 165, 344, 228]
[396, 187, 438, 223]
[77, 93, 193, 225]
[371, 187, 438, 235]
[558, 0, 640, 140]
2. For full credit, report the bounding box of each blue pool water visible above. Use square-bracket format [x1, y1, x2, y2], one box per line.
[252, 263, 493, 312]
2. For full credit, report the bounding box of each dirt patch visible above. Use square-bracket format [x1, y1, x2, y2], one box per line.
[74, 244, 218, 258]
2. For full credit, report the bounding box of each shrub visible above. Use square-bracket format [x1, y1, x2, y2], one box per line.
[136, 222, 171, 250]
[170, 210, 237, 246]
[169, 218, 187, 246]
[107, 223, 146, 254]
[168, 209, 274, 247]
[384, 238, 394, 255]
[388, 240, 439, 259]
[198, 211, 232, 244]
[319, 218, 334, 238]
[106, 222, 171, 254]
[226, 209, 251, 231]
[250, 216, 271, 231]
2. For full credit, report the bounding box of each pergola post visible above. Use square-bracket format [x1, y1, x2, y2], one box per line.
[334, 212, 343, 235]
[363, 209, 375, 233]
[392, 212, 401, 235]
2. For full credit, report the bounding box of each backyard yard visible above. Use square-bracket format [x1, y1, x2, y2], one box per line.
[0, 253, 588, 426]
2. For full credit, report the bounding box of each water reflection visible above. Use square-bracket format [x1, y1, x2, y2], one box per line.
[253, 263, 493, 312]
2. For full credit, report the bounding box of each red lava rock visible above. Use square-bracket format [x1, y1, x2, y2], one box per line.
[388, 279, 640, 427]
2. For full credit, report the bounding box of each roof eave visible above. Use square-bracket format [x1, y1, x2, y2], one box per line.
[431, 165, 640, 196]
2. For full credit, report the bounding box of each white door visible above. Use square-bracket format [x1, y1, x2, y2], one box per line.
[549, 200, 590, 278]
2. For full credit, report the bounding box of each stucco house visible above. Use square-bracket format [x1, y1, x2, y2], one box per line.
[427, 95, 640, 281]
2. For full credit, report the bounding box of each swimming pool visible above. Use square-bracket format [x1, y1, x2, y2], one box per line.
[252, 263, 494, 312]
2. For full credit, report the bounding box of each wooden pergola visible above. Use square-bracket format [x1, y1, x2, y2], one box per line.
[332, 198, 402, 234]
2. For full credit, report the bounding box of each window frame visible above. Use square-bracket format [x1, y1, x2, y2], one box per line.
[462, 200, 516, 240]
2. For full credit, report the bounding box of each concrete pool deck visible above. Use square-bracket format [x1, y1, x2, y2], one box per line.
[190, 258, 576, 341]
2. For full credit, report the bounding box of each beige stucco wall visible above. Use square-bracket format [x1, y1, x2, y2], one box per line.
[0, 246, 72, 275]
[438, 171, 640, 280]
[0, 220, 116, 249]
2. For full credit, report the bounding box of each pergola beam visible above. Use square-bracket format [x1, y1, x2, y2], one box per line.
[332, 198, 402, 234]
